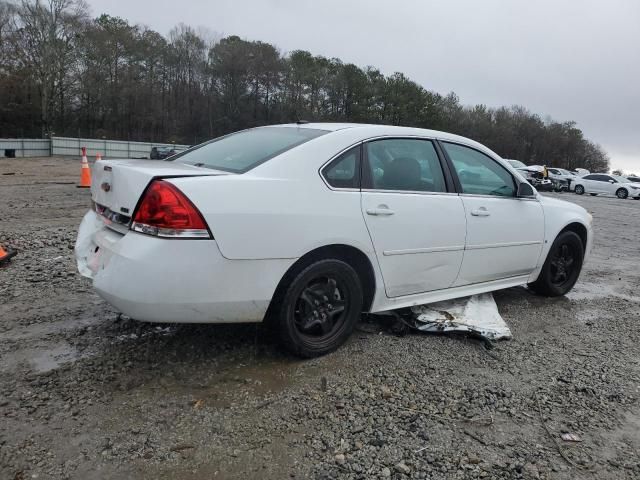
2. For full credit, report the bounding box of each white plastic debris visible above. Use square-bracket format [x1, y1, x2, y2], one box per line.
[409, 293, 511, 340]
[560, 433, 582, 442]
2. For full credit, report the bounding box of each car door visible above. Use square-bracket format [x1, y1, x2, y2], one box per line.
[601, 175, 618, 194]
[360, 138, 466, 297]
[590, 174, 611, 193]
[578, 174, 595, 193]
[440, 142, 545, 285]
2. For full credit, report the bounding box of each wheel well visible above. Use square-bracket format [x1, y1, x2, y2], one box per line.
[267, 245, 377, 318]
[559, 222, 588, 251]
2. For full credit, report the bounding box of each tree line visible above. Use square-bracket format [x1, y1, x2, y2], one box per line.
[0, 0, 609, 172]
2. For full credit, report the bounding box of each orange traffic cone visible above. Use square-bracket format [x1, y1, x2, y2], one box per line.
[77, 146, 91, 188]
[0, 244, 17, 266]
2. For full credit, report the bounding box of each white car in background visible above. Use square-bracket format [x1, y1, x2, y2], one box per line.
[573, 173, 640, 199]
[547, 168, 578, 191]
[76, 123, 593, 357]
[515, 165, 553, 191]
[505, 159, 527, 169]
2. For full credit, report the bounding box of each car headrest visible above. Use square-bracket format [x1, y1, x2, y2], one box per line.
[382, 157, 421, 191]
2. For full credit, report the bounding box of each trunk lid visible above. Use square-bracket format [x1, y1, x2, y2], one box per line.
[91, 159, 228, 216]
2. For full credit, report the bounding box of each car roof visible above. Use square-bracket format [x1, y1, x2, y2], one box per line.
[268, 122, 494, 154]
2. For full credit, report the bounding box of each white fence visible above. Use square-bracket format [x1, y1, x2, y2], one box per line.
[0, 137, 189, 159]
[0, 139, 51, 157]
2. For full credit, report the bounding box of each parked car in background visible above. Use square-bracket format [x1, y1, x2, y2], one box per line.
[626, 175, 640, 183]
[517, 166, 553, 191]
[547, 168, 578, 191]
[573, 168, 590, 177]
[573, 174, 640, 199]
[506, 159, 527, 169]
[76, 123, 593, 357]
[150, 146, 184, 159]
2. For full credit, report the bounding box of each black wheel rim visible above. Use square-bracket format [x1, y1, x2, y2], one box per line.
[549, 243, 576, 286]
[617, 190, 626, 198]
[294, 275, 349, 339]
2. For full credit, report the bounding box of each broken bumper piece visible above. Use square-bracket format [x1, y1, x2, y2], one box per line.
[408, 293, 512, 341]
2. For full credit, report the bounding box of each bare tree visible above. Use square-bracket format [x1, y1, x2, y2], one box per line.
[12, 0, 87, 136]
[0, 6, 612, 172]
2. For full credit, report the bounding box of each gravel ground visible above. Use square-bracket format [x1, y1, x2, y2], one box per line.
[1, 157, 639, 480]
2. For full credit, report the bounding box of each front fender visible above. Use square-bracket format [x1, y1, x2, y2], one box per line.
[527, 196, 593, 283]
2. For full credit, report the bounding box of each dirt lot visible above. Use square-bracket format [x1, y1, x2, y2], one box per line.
[1, 157, 639, 480]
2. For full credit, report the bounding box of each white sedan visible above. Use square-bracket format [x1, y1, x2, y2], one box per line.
[76, 123, 593, 357]
[547, 167, 578, 191]
[573, 173, 640, 199]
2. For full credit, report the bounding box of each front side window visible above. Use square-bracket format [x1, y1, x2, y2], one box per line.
[363, 138, 447, 193]
[170, 127, 328, 173]
[322, 145, 361, 189]
[442, 142, 516, 197]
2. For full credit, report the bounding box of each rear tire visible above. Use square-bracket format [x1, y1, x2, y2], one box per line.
[528, 231, 584, 297]
[276, 259, 363, 358]
[574, 185, 584, 195]
[616, 188, 628, 199]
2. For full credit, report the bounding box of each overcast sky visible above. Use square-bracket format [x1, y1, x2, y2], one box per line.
[88, 0, 640, 173]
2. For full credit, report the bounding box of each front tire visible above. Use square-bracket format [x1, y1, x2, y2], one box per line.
[529, 231, 584, 296]
[574, 185, 585, 195]
[616, 188, 628, 199]
[276, 259, 363, 358]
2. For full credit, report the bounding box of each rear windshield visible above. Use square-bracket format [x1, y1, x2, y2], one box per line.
[169, 126, 328, 173]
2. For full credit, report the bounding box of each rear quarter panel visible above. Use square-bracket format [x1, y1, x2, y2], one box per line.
[168, 129, 376, 261]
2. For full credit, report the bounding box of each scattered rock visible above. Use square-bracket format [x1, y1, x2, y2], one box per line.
[395, 461, 411, 475]
[381, 386, 393, 399]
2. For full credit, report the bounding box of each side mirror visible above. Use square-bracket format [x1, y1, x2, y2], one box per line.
[517, 182, 536, 198]
[608, 179, 615, 184]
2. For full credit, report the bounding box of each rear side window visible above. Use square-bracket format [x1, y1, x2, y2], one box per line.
[443, 142, 515, 197]
[363, 138, 447, 193]
[170, 127, 328, 173]
[589, 174, 610, 182]
[322, 145, 361, 189]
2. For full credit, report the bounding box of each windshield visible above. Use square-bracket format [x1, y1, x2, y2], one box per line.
[507, 159, 526, 169]
[613, 175, 628, 183]
[169, 127, 328, 173]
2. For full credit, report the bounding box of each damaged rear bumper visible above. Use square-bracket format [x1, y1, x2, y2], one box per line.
[74, 210, 294, 324]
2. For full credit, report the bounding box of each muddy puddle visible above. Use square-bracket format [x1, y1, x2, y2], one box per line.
[0, 341, 86, 373]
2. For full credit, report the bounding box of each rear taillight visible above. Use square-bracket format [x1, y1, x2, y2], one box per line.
[131, 180, 211, 239]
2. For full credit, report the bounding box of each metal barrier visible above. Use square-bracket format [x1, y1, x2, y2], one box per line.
[0, 139, 50, 157]
[0, 137, 189, 159]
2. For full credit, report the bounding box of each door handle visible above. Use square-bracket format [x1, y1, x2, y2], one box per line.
[366, 206, 395, 216]
[470, 208, 490, 217]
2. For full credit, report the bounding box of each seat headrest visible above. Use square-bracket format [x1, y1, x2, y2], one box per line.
[382, 157, 421, 190]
